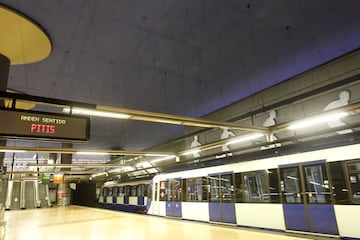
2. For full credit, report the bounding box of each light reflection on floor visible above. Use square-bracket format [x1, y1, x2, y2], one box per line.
[3, 206, 313, 240]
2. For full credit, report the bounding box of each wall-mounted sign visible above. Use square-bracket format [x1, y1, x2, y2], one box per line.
[42, 173, 51, 184]
[0, 108, 90, 141]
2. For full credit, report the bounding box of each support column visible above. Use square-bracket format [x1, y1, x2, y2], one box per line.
[57, 143, 72, 206]
[57, 182, 71, 207]
[60, 143, 72, 169]
[48, 153, 57, 168]
[0, 53, 10, 167]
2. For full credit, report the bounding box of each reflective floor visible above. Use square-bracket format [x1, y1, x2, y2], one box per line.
[2, 206, 314, 240]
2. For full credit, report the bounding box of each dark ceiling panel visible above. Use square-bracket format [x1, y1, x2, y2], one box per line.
[1, 0, 360, 152]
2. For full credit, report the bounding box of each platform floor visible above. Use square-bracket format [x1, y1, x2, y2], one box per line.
[2, 206, 315, 240]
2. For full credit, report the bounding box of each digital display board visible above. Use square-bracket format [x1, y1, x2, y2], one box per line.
[0, 108, 90, 141]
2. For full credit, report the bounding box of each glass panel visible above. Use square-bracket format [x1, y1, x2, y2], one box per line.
[147, 184, 152, 200]
[166, 181, 173, 201]
[113, 187, 118, 196]
[137, 184, 144, 196]
[124, 186, 130, 197]
[166, 179, 181, 201]
[159, 181, 167, 201]
[281, 167, 302, 203]
[269, 168, 280, 203]
[303, 164, 331, 204]
[186, 178, 197, 201]
[131, 185, 137, 196]
[329, 161, 350, 204]
[234, 173, 244, 202]
[154, 183, 158, 201]
[202, 177, 209, 201]
[174, 179, 181, 201]
[118, 186, 124, 196]
[145, 184, 149, 197]
[209, 176, 220, 202]
[243, 171, 270, 202]
[185, 177, 208, 202]
[221, 174, 234, 203]
[347, 161, 360, 203]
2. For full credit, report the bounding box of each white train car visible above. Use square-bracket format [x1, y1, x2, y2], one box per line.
[99, 179, 151, 213]
[148, 143, 360, 239]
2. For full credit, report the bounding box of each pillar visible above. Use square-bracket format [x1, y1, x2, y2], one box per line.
[57, 143, 72, 206]
[0, 53, 10, 167]
[57, 182, 71, 207]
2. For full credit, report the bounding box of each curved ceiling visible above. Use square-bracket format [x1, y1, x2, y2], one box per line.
[2, 0, 360, 152]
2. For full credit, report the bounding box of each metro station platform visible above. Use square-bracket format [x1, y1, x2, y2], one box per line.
[1, 206, 322, 240]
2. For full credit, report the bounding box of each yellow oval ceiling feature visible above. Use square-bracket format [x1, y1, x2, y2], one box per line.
[0, 5, 52, 65]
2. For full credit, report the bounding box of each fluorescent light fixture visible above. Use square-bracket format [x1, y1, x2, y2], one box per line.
[181, 149, 201, 156]
[0, 149, 26, 153]
[133, 116, 182, 125]
[63, 107, 131, 119]
[150, 155, 176, 164]
[287, 112, 348, 130]
[145, 153, 172, 157]
[76, 151, 109, 155]
[108, 168, 124, 173]
[91, 172, 108, 178]
[225, 133, 264, 146]
[121, 166, 135, 172]
[136, 161, 152, 168]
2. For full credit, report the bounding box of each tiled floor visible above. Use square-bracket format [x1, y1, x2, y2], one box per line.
[2, 206, 314, 240]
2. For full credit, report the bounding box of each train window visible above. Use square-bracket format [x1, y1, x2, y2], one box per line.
[159, 181, 167, 201]
[185, 177, 208, 202]
[234, 173, 244, 202]
[145, 184, 149, 197]
[102, 187, 108, 197]
[145, 184, 150, 197]
[281, 167, 302, 204]
[166, 179, 182, 201]
[118, 186, 124, 196]
[221, 174, 234, 203]
[209, 174, 234, 203]
[303, 164, 332, 204]
[124, 186, 130, 197]
[137, 184, 145, 196]
[346, 161, 360, 203]
[329, 161, 350, 204]
[130, 186, 137, 196]
[268, 169, 280, 203]
[243, 171, 270, 202]
[202, 177, 208, 201]
[209, 176, 220, 202]
[154, 183, 158, 201]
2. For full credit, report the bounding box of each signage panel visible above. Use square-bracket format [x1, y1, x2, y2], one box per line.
[0, 108, 90, 141]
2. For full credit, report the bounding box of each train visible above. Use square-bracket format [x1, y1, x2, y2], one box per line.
[99, 142, 360, 239]
[98, 179, 151, 214]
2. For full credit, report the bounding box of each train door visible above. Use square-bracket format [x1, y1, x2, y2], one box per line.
[124, 186, 130, 204]
[280, 160, 339, 235]
[165, 179, 182, 218]
[137, 184, 145, 205]
[209, 172, 236, 224]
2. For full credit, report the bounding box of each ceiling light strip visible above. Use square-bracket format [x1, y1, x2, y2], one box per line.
[287, 112, 348, 130]
[62, 107, 131, 119]
[96, 105, 267, 132]
[225, 133, 264, 145]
